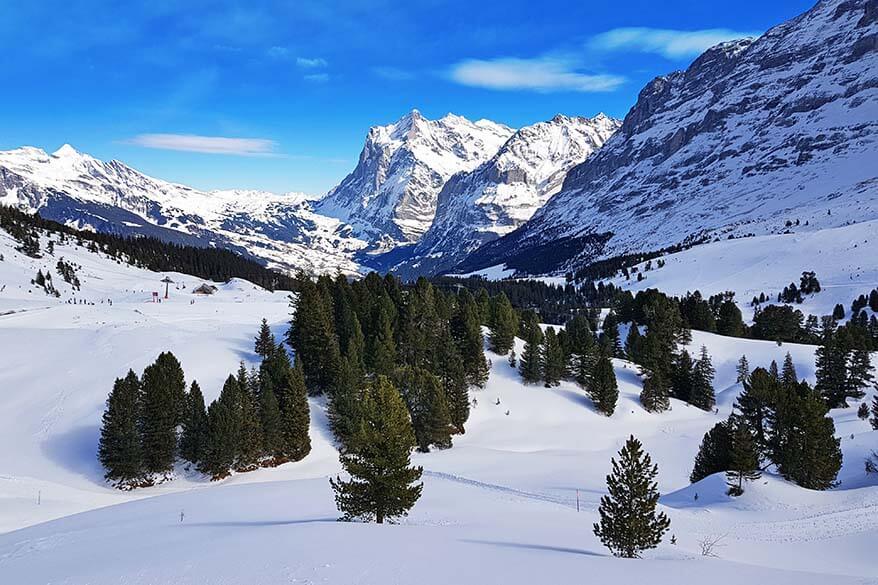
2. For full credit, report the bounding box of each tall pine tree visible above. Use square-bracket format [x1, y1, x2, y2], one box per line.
[98, 370, 143, 486]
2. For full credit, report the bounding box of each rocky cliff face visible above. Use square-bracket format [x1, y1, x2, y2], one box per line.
[315, 110, 514, 250]
[457, 0, 878, 276]
[0, 146, 366, 275]
[392, 114, 620, 278]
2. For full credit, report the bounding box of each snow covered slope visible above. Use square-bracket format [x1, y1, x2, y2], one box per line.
[0, 220, 876, 583]
[316, 110, 515, 249]
[0, 145, 366, 275]
[458, 0, 878, 276]
[392, 114, 621, 278]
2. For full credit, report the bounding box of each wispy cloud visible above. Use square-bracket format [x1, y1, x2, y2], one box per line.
[267, 46, 291, 59]
[448, 56, 624, 93]
[126, 134, 279, 156]
[589, 27, 760, 59]
[373, 66, 415, 81]
[296, 56, 327, 68]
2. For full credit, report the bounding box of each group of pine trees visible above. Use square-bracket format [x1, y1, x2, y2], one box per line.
[690, 354, 843, 494]
[814, 317, 876, 408]
[99, 324, 310, 487]
[288, 273, 491, 454]
[506, 307, 618, 416]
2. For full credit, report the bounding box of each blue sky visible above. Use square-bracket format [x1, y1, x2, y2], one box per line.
[0, 0, 815, 195]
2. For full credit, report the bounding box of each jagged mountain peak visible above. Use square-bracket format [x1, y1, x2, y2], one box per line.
[389, 112, 621, 278]
[317, 109, 515, 247]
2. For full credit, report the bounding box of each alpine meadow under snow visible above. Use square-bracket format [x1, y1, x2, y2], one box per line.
[1, 0, 878, 583]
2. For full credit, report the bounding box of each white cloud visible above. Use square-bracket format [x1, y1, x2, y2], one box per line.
[296, 56, 327, 68]
[448, 57, 624, 93]
[126, 134, 279, 156]
[589, 27, 760, 59]
[267, 46, 291, 59]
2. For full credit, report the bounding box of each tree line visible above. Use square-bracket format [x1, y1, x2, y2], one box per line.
[0, 204, 297, 291]
[99, 324, 310, 487]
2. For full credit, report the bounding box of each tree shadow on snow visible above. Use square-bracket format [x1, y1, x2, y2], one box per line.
[182, 517, 336, 528]
[41, 424, 106, 486]
[462, 539, 603, 557]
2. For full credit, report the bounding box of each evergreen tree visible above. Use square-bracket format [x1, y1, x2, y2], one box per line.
[454, 296, 489, 387]
[541, 327, 565, 387]
[488, 292, 517, 354]
[780, 352, 798, 389]
[846, 349, 874, 402]
[395, 367, 453, 452]
[139, 352, 186, 477]
[277, 357, 312, 461]
[735, 367, 777, 458]
[589, 353, 619, 416]
[288, 279, 341, 395]
[201, 376, 241, 479]
[368, 298, 397, 377]
[593, 436, 670, 558]
[235, 363, 263, 471]
[508, 349, 517, 369]
[437, 329, 470, 434]
[640, 368, 671, 413]
[716, 300, 744, 337]
[254, 318, 276, 358]
[857, 401, 869, 420]
[871, 393, 878, 430]
[690, 420, 732, 483]
[180, 381, 209, 466]
[98, 371, 143, 486]
[690, 346, 716, 411]
[726, 417, 761, 496]
[736, 355, 750, 384]
[519, 312, 544, 384]
[768, 360, 780, 382]
[670, 349, 694, 403]
[600, 311, 622, 357]
[815, 318, 854, 407]
[330, 376, 423, 524]
[259, 383, 284, 463]
[625, 324, 643, 363]
[774, 388, 842, 490]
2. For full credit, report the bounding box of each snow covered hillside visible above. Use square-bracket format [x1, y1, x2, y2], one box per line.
[457, 0, 878, 277]
[0, 145, 366, 275]
[316, 110, 515, 249]
[0, 223, 876, 584]
[392, 114, 621, 278]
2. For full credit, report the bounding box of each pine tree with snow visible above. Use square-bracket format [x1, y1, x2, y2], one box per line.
[235, 363, 263, 471]
[736, 355, 750, 384]
[258, 383, 283, 463]
[437, 329, 470, 434]
[625, 323, 643, 363]
[488, 292, 518, 354]
[726, 417, 761, 496]
[589, 353, 618, 416]
[507, 349, 517, 369]
[600, 311, 622, 358]
[815, 318, 855, 408]
[671, 349, 694, 403]
[180, 381, 209, 466]
[454, 295, 489, 388]
[99, 370, 143, 486]
[735, 367, 777, 458]
[327, 353, 365, 449]
[871, 394, 878, 430]
[593, 435, 670, 558]
[139, 352, 187, 477]
[846, 349, 874, 402]
[287, 279, 341, 395]
[254, 318, 276, 358]
[690, 420, 732, 483]
[775, 388, 842, 490]
[857, 401, 869, 420]
[330, 375, 423, 524]
[768, 360, 780, 382]
[690, 346, 716, 411]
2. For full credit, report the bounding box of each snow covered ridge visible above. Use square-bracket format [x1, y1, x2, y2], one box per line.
[390, 113, 621, 278]
[315, 109, 516, 249]
[457, 0, 878, 277]
[0, 145, 366, 275]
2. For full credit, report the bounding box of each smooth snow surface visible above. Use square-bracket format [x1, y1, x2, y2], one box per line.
[0, 228, 876, 584]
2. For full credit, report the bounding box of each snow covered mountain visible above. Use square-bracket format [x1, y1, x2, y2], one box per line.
[0, 145, 366, 274]
[316, 109, 515, 250]
[392, 114, 621, 278]
[457, 0, 878, 277]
